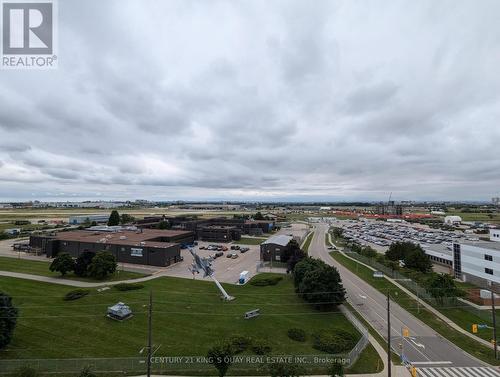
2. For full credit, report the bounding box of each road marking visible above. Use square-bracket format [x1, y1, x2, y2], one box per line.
[419, 367, 500, 377]
[412, 361, 453, 365]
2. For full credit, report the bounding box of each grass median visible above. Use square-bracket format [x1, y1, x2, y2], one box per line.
[329, 251, 500, 366]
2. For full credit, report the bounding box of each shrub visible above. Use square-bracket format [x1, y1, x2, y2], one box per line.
[328, 362, 344, 376]
[251, 339, 272, 355]
[63, 289, 90, 301]
[229, 335, 252, 354]
[207, 341, 234, 377]
[312, 331, 358, 354]
[78, 366, 97, 377]
[0, 291, 18, 350]
[287, 328, 306, 342]
[268, 362, 306, 377]
[12, 367, 38, 377]
[114, 283, 144, 291]
[250, 276, 283, 286]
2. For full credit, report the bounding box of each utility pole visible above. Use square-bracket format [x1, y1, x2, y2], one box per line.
[147, 290, 153, 377]
[387, 290, 392, 377]
[492, 290, 497, 359]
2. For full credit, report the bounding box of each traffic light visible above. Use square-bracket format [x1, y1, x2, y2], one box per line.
[472, 324, 478, 333]
[403, 327, 410, 337]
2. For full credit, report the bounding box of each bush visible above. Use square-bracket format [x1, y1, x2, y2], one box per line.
[114, 283, 144, 291]
[312, 331, 358, 354]
[0, 291, 18, 350]
[328, 362, 344, 377]
[229, 335, 252, 354]
[250, 276, 283, 286]
[63, 289, 90, 301]
[78, 366, 97, 377]
[251, 339, 272, 355]
[12, 367, 38, 377]
[207, 341, 234, 377]
[287, 328, 306, 342]
[268, 362, 306, 377]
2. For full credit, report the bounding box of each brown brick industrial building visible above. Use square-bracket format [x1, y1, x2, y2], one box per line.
[30, 228, 195, 267]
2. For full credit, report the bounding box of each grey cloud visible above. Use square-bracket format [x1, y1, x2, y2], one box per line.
[0, 0, 499, 201]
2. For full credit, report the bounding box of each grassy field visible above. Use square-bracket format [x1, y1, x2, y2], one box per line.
[445, 211, 500, 224]
[232, 237, 267, 245]
[0, 256, 148, 282]
[0, 274, 362, 361]
[329, 251, 500, 365]
[301, 232, 314, 253]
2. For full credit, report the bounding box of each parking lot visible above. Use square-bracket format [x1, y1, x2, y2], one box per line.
[333, 219, 472, 253]
[162, 240, 261, 284]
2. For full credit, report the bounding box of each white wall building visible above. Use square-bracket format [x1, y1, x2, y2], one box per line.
[453, 240, 500, 291]
[490, 229, 500, 242]
[444, 215, 462, 225]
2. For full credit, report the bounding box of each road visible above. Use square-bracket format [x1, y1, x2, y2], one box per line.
[308, 223, 484, 368]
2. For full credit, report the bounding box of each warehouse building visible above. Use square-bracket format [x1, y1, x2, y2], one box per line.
[197, 225, 242, 242]
[260, 234, 293, 263]
[29, 228, 195, 267]
[69, 214, 110, 225]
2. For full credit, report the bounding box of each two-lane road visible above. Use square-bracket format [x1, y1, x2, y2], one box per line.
[308, 223, 483, 368]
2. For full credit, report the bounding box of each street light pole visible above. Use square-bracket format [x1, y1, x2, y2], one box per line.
[491, 290, 497, 359]
[387, 291, 392, 377]
[147, 290, 153, 377]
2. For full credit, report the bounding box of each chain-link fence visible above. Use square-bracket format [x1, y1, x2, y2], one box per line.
[344, 251, 499, 326]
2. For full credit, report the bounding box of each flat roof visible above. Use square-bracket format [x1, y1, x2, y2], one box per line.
[460, 240, 500, 251]
[51, 229, 192, 249]
[262, 234, 293, 247]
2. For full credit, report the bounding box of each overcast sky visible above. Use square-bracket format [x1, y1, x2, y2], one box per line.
[1, 0, 499, 202]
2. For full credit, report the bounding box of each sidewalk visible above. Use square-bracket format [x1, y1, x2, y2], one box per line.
[328, 233, 495, 351]
[0, 269, 167, 288]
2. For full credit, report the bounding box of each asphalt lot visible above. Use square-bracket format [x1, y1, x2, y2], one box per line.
[163, 241, 261, 284]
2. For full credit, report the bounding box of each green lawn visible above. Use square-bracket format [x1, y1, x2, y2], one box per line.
[302, 232, 314, 253]
[0, 256, 148, 282]
[329, 252, 500, 365]
[232, 237, 267, 245]
[345, 343, 383, 374]
[0, 274, 361, 365]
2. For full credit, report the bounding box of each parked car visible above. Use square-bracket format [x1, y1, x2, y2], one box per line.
[215, 251, 224, 258]
[222, 246, 228, 251]
[231, 253, 239, 259]
[199, 246, 205, 250]
[240, 247, 249, 253]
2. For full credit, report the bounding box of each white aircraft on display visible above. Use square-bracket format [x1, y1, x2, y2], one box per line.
[188, 248, 234, 301]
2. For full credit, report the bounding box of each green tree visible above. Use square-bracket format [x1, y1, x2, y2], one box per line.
[120, 214, 135, 225]
[107, 210, 120, 226]
[88, 251, 117, 279]
[360, 246, 377, 258]
[254, 211, 265, 220]
[332, 227, 343, 239]
[386, 241, 414, 261]
[158, 220, 171, 229]
[293, 258, 324, 288]
[328, 362, 344, 376]
[0, 231, 9, 240]
[268, 362, 306, 377]
[425, 273, 463, 304]
[74, 251, 95, 277]
[49, 253, 75, 276]
[403, 248, 432, 273]
[0, 291, 18, 349]
[207, 341, 234, 377]
[298, 264, 346, 309]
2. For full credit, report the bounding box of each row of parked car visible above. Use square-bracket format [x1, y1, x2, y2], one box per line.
[230, 245, 250, 253]
[200, 244, 228, 251]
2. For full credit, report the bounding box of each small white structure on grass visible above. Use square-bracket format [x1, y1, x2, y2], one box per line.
[107, 302, 133, 321]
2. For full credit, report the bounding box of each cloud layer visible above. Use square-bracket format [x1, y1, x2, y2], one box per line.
[1, 0, 499, 201]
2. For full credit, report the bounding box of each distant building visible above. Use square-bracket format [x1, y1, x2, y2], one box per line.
[69, 214, 110, 225]
[444, 215, 462, 226]
[260, 234, 293, 263]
